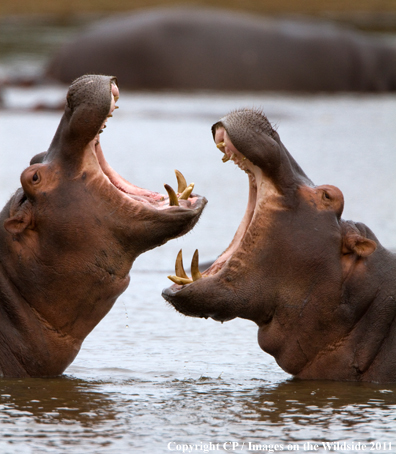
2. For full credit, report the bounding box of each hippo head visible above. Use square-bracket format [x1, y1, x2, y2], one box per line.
[0, 75, 206, 377]
[6, 75, 205, 255]
[162, 108, 395, 383]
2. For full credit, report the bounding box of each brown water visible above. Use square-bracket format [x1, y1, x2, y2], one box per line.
[1, 18, 396, 453]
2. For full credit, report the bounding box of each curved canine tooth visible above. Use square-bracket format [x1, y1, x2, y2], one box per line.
[222, 154, 230, 163]
[114, 105, 119, 109]
[175, 169, 187, 193]
[179, 183, 195, 200]
[191, 249, 202, 281]
[164, 184, 179, 206]
[175, 249, 189, 279]
[167, 275, 193, 285]
[216, 141, 226, 149]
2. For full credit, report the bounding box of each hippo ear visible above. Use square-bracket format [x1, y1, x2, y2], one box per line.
[30, 151, 47, 165]
[342, 231, 377, 257]
[3, 203, 33, 236]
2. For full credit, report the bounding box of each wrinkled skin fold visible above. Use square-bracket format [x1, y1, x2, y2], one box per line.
[0, 75, 206, 378]
[162, 108, 396, 383]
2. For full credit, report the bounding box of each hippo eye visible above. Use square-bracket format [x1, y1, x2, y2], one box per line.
[32, 172, 40, 183]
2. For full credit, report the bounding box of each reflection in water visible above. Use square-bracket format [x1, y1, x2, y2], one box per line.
[0, 376, 120, 452]
[243, 379, 396, 435]
[156, 378, 396, 445]
[1, 368, 394, 452]
[0, 376, 115, 425]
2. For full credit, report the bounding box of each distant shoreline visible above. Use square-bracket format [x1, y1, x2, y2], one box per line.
[1, 0, 396, 32]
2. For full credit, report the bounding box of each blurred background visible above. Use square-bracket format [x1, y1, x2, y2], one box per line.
[1, 0, 396, 82]
[2, 0, 396, 26]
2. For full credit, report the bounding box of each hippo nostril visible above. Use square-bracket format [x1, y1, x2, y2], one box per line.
[323, 191, 331, 200]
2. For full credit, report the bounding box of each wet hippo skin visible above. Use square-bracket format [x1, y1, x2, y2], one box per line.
[46, 8, 396, 92]
[163, 108, 396, 383]
[0, 75, 207, 378]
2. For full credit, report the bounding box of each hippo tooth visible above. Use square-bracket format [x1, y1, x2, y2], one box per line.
[191, 249, 202, 281]
[167, 248, 202, 285]
[107, 114, 113, 118]
[164, 184, 179, 206]
[216, 141, 226, 149]
[222, 154, 230, 163]
[175, 169, 187, 193]
[114, 106, 119, 109]
[175, 249, 189, 279]
[179, 183, 194, 200]
[167, 275, 193, 285]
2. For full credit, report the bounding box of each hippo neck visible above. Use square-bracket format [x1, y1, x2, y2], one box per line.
[297, 249, 396, 381]
[347, 250, 396, 381]
[0, 261, 82, 377]
[296, 294, 396, 382]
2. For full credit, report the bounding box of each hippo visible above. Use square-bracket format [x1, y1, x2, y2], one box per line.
[162, 108, 396, 383]
[0, 74, 206, 378]
[46, 8, 396, 92]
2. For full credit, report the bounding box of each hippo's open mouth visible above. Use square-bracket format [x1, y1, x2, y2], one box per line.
[165, 117, 279, 286]
[91, 81, 202, 211]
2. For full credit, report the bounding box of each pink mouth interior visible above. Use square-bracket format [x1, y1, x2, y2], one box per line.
[201, 127, 260, 276]
[199, 126, 280, 280]
[95, 141, 164, 202]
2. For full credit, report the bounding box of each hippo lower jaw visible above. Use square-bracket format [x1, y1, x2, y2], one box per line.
[162, 126, 281, 321]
